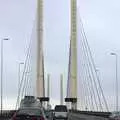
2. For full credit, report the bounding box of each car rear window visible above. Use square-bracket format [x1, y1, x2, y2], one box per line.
[55, 106, 67, 112]
[17, 109, 42, 116]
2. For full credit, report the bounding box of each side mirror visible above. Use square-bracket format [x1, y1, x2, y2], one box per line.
[46, 115, 49, 118]
[53, 112, 55, 116]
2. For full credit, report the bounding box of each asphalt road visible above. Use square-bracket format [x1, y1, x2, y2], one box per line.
[0, 111, 110, 120]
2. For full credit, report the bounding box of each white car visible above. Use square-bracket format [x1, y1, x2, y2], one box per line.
[53, 105, 68, 120]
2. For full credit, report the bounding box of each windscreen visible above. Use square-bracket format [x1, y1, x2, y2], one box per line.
[55, 106, 67, 112]
[17, 109, 42, 116]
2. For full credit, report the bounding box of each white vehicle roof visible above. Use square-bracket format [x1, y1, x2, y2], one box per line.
[20, 96, 41, 109]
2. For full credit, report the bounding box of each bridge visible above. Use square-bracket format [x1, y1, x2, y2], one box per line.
[0, 0, 118, 120]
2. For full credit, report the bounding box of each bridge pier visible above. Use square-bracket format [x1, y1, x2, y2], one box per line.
[65, 98, 77, 110]
[37, 97, 50, 108]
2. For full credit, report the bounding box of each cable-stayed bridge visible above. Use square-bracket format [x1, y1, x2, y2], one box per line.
[0, 0, 114, 119]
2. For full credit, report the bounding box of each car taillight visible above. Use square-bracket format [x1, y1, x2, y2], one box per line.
[32, 117, 38, 120]
[39, 116, 44, 120]
[12, 113, 17, 120]
[12, 117, 16, 120]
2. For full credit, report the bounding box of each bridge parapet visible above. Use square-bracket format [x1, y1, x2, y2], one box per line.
[0, 110, 16, 119]
[69, 110, 111, 120]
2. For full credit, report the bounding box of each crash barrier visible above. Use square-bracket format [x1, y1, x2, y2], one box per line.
[0, 110, 16, 119]
[69, 110, 111, 120]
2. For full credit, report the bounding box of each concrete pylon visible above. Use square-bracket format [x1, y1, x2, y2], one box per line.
[66, 0, 77, 110]
[36, 0, 45, 98]
[70, 0, 77, 99]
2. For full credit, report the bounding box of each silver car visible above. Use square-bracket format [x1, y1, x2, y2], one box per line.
[11, 96, 47, 120]
[53, 105, 68, 120]
[11, 108, 47, 120]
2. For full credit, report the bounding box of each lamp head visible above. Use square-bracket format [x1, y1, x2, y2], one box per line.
[111, 53, 116, 56]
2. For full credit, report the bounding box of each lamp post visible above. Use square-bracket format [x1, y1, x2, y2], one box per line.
[1, 38, 9, 116]
[110, 53, 118, 112]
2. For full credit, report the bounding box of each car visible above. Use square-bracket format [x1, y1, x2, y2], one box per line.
[53, 105, 68, 120]
[109, 112, 120, 120]
[11, 96, 47, 120]
[11, 108, 46, 120]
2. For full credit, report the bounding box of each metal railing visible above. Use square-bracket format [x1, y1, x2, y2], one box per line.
[69, 110, 111, 120]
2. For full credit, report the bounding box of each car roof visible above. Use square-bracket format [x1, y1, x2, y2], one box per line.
[55, 105, 67, 108]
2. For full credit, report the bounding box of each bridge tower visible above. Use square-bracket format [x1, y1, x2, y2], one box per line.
[36, 0, 45, 98]
[66, 0, 77, 109]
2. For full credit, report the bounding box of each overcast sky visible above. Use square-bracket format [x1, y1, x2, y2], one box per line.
[0, 0, 120, 110]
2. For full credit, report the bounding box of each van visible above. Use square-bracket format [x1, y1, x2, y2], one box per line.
[53, 105, 68, 120]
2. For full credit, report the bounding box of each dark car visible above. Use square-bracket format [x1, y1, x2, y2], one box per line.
[11, 108, 46, 120]
[109, 112, 120, 120]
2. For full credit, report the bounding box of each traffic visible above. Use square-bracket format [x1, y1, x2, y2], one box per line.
[0, 95, 114, 120]
[10, 96, 69, 120]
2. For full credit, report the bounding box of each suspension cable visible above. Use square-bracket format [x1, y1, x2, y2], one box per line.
[80, 18, 109, 111]
[79, 19, 103, 111]
[15, 35, 33, 109]
[80, 44, 92, 111]
[80, 33, 98, 111]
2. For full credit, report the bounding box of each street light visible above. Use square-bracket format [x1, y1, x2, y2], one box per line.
[110, 52, 118, 112]
[1, 38, 9, 116]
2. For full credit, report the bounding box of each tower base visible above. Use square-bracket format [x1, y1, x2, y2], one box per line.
[37, 97, 50, 107]
[65, 98, 77, 110]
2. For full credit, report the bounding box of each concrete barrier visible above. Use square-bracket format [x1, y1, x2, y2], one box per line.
[68, 110, 111, 120]
[69, 113, 109, 120]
